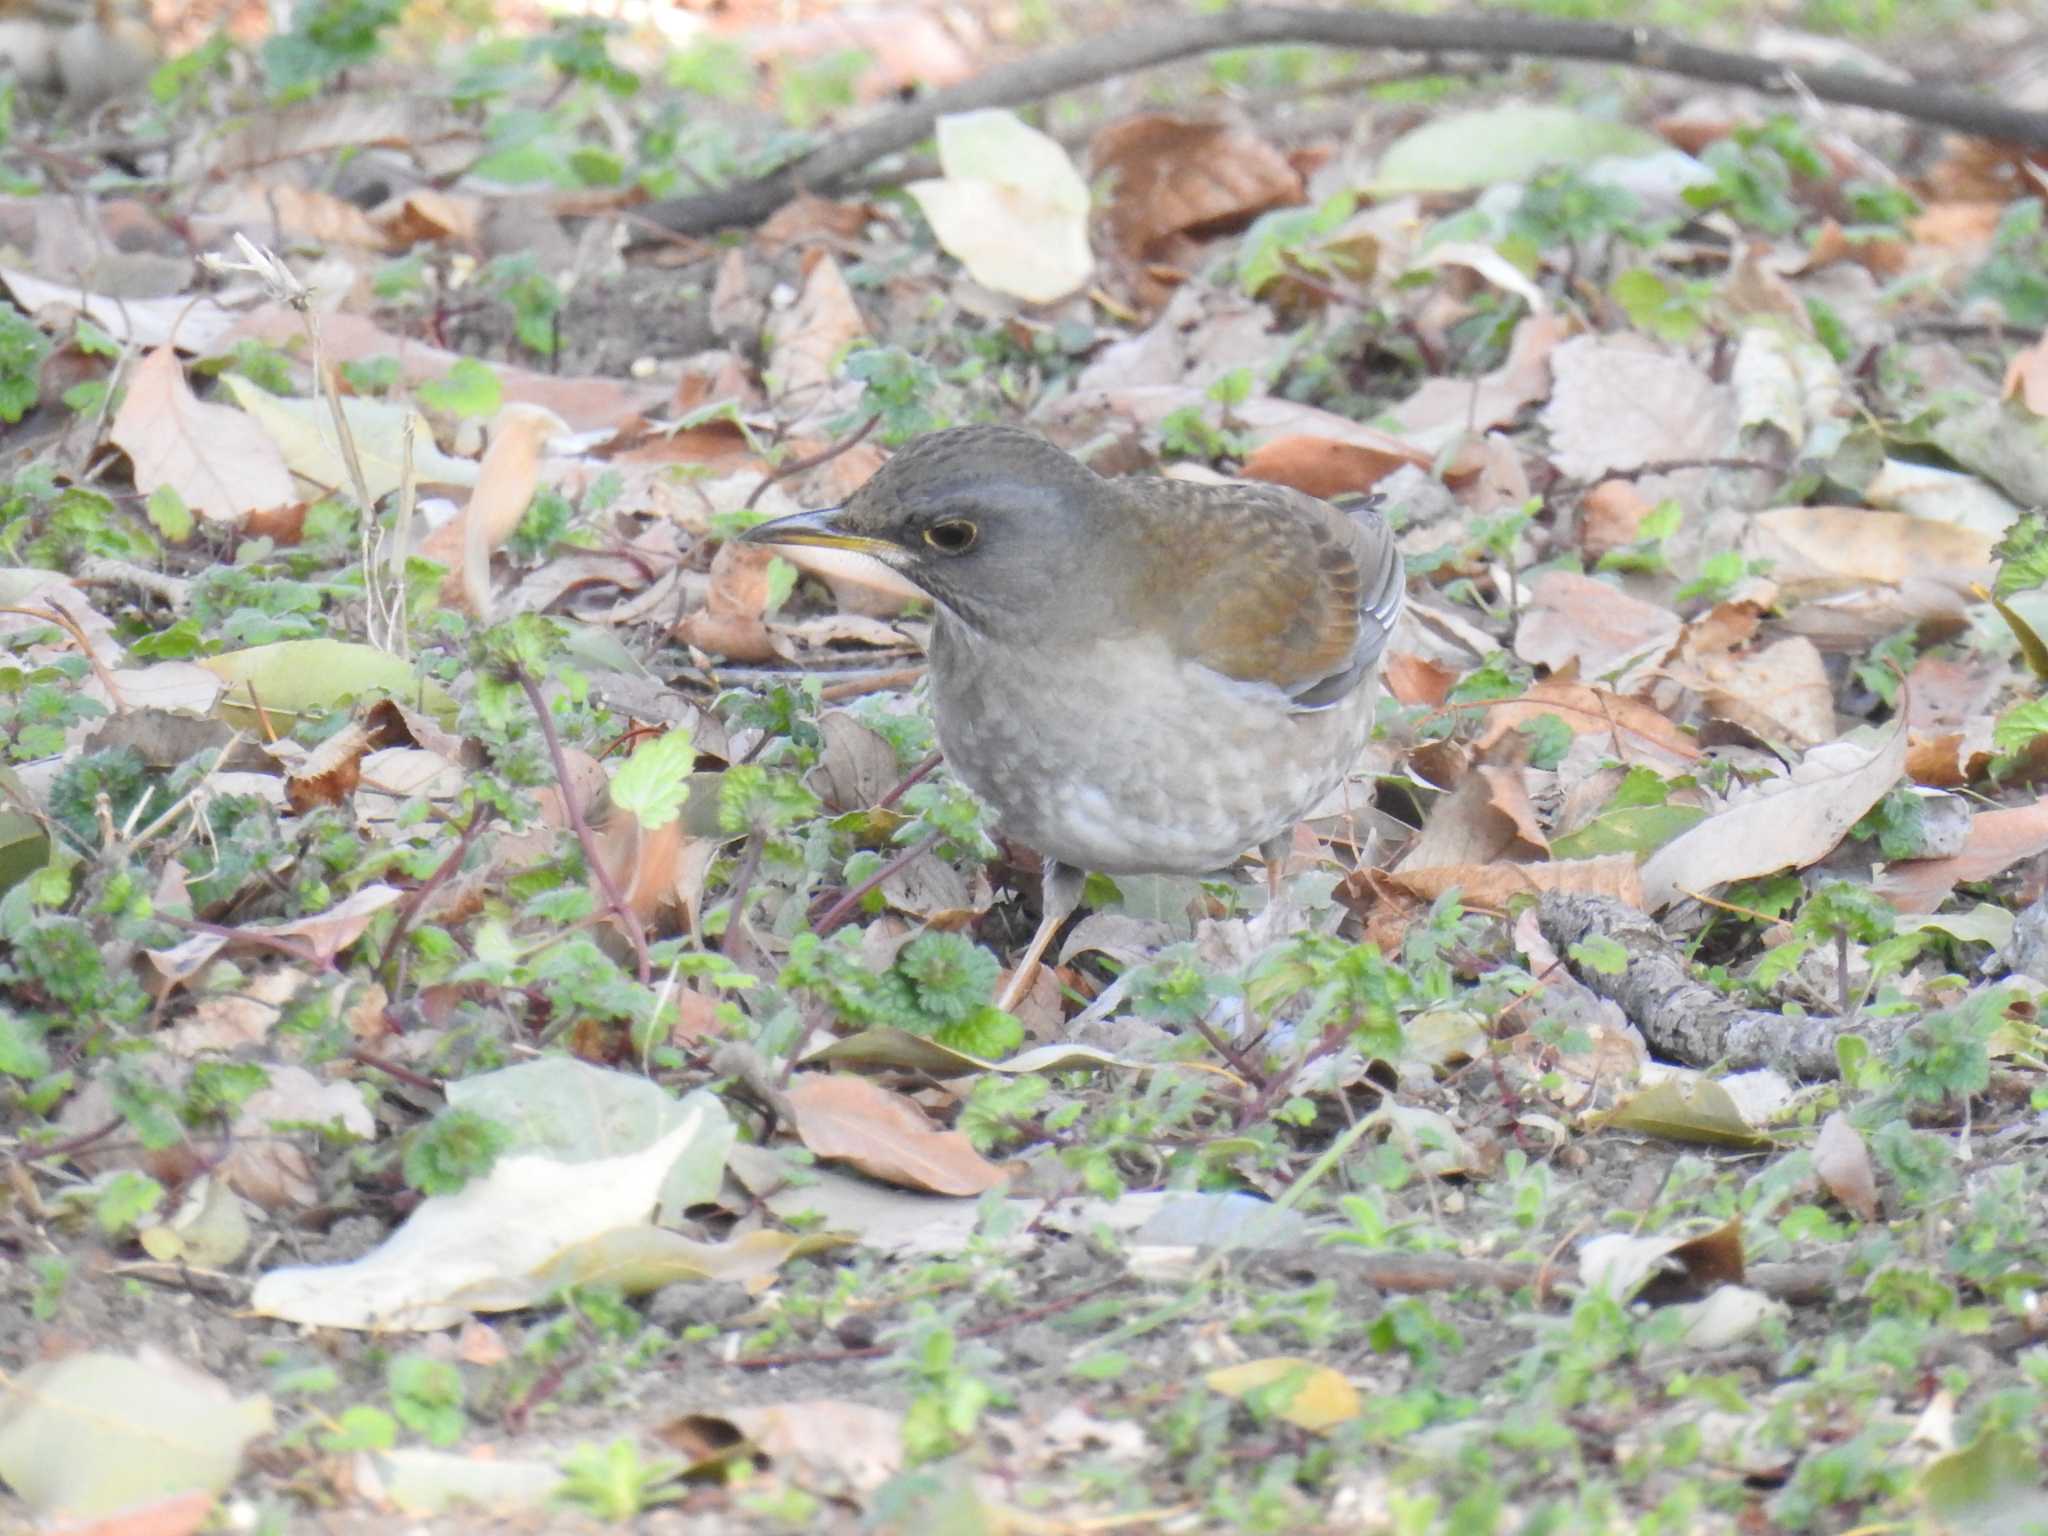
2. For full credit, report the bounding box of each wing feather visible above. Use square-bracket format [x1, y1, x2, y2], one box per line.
[1129, 480, 1402, 711]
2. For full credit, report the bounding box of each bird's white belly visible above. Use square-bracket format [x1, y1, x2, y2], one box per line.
[931, 626, 1372, 875]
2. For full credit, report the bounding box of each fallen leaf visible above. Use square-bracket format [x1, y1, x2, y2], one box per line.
[0, 1350, 272, 1520]
[1239, 431, 1430, 498]
[783, 1073, 1007, 1196]
[1383, 852, 1645, 910]
[249, 1113, 708, 1330]
[718, 1399, 905, 1494]
[907, 110, 1092, 305]
[1813, 1111, 1878, 1221]
[1686, 635, 1837, 748]
[1394, 311, 1570, 452]
[1877, 795, 2048, 912]
[417, 403, 569, 612]
[1, 265, 250, 352]
[1541, 335, 1735, 480]
[1476, 678, 1701, 766]
[1371, 105, 1663, 194]
[1741, 505, 1997, 601]
[765, 251, 867, 425]
[1578, 1216, 1749, 1295]
[1514, 571, 1681, 682]
[109, 346, 296, 529]
[1204, 1358, 1360, 1433]
[1091, 113, 1302, 269]
[1639, 725, 1907, 910]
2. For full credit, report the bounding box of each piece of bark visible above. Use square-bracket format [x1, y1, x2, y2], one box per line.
[1537, 892, 1903, 1079]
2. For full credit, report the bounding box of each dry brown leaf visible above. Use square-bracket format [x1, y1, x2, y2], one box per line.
[283, 719, 374, 813]
[222, 1064, 377, 1210]
[1239, 431, 1430, 498]
[1541, 336, 1735, 480]
[1400, 756, 1543, 874]
[260, 182, 388, 250]
[1090, 114, 1303, 267]
[674, 538, 783, 662]
[1904, 199, 2005, 250]
[757, 193, 874, 253]
[1741, 506, 1996, 600]
[1639, 726, 1908, 910]
[1724, 238, 1809, 327]
[417, 404, 568, 613]
[191, 93, 450, 181]
[1803, 217, 1908, 278]
[1877, 795, 2048, 912]
[110, 345, 297, 529]
[716, 1399, 904, 1494]
[1514, 571, 1681, 683]
[222, 307, 666, 431]
[1460, 431, 1532, 516]
[165, 967, 305, 1054]
[1578, 478, 1657, 559]
[601, 812, 686, 929]
[1906, 732, 1969, 789]
[1476, 678, 1701, 766]
[1813, 1111, 1878, 1221]
[1685, 635, 1836, 749]
[229, 884, 405, 964]
[1680, 599, 1767, 661]
[372, 189, 482, 247]
[1393, 312, 1571, 451]
[2003, 328, 2048, 418]
[783, 1074, 1007, 1196]
[1482, 762, 1548, 852]
[767, 251, 867, 427]
[740, 6, 978, 99]
[1, 265, 250, 353]
[1048, 385, 1434, 465]
[1382, 651, 1457, 708]
[1384, 853, 1645, 910]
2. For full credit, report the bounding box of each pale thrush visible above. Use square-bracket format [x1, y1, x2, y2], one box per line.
[742, 426, 1405, 1008]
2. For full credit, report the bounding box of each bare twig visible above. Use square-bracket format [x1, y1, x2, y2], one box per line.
[811, 829, 943, 936]
[820, 664, 928, 702]
[638, 8, 2048, 237]
[514, 666, 652, 983]
[378, 804, 496, 988]
[744, 413, 882, 511]
[721, 828, 766, 956]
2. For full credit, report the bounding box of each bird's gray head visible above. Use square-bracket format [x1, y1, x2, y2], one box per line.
[739, 426, 1117, 638]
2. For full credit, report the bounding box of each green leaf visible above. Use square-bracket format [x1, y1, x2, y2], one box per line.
[1992, 696, 2048, 754]
[0, 306, 48, 425]
[1550, 804, 1705, 859]
[1371, 106, 1662, 195]
[93, 1170, 165, 1234]
[416, 357, 503, 420]
[145, 485, 193, 543]
[1567, 935, 1628, 977]
[1518, 712, 1573, 771]
[931, 1005, 1022, 1061]
[608, 728, 694, 831]
[0, 1007, 50, 1079]
[896, 932, 1000, 1025]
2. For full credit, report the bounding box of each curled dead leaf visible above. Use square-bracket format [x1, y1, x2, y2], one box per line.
[783, 1073, 1007, 1196]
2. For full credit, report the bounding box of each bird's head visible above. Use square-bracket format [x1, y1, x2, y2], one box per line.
[738, 426, 1119, 639]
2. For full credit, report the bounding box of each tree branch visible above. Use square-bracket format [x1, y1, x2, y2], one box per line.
[638, 7, 2048, 238]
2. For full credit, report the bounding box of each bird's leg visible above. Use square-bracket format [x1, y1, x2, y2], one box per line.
[1260, 831, 1290, 910]
[995, 857, 1083, 1014]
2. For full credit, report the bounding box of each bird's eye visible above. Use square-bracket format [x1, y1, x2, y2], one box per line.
[923, 519, 978, 554]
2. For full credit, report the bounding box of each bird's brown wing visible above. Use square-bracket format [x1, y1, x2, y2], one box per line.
[1133, 480, 1403, 711]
